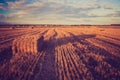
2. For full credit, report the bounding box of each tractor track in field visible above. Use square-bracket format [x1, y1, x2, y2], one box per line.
[0, 27, 120, 80]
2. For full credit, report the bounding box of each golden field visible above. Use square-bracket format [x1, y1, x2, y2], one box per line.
[0, 26, 120, 80]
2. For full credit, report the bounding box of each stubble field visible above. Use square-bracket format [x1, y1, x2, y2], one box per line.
[0, 26, 120, 80]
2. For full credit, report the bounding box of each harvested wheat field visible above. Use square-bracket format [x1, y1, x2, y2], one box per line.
[0, 26, 120, 80]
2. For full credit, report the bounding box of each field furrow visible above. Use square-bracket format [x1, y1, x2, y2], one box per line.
[0, 27, 120, 80]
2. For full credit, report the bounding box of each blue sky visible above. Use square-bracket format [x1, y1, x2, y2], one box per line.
[0, 0, 120, 25]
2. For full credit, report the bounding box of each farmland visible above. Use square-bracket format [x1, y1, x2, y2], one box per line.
[0, 26, 120, 80]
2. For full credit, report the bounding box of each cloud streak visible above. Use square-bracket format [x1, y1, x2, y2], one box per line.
[0, 0, 120, 24]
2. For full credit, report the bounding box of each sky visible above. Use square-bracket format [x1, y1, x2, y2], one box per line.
[0, 0, 120, 25]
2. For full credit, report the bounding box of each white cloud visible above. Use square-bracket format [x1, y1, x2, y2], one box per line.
[103, 2, 113, 9]
[107, 11, 120, 17]
[0, 3, 8, 10]
[0, 3, 3, 9]
[0, 0, 120, 24]
[7, 0, 44, 10]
